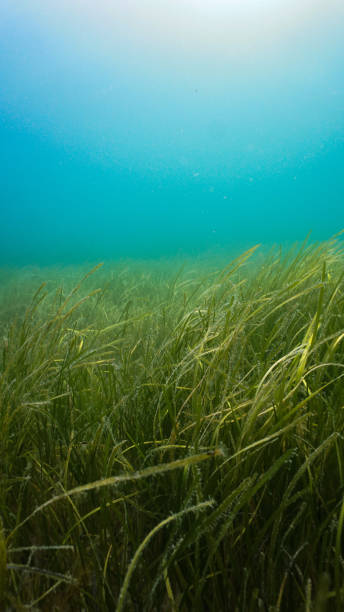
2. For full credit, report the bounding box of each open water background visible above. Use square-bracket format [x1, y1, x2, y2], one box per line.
[1, 0, 344, 265]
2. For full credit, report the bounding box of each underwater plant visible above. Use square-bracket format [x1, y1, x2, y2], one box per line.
[0, 237, 344, 610]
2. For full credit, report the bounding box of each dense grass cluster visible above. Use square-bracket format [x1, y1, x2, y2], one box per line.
[1, 237, 344, 610]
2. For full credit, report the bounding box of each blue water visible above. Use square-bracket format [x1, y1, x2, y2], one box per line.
[1, 0, 344, 265]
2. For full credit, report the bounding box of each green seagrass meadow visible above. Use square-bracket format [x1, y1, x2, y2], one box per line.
[1, 236, 344, 610]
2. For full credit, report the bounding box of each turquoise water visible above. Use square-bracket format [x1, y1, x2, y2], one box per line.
[1, 0, 344, 265]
